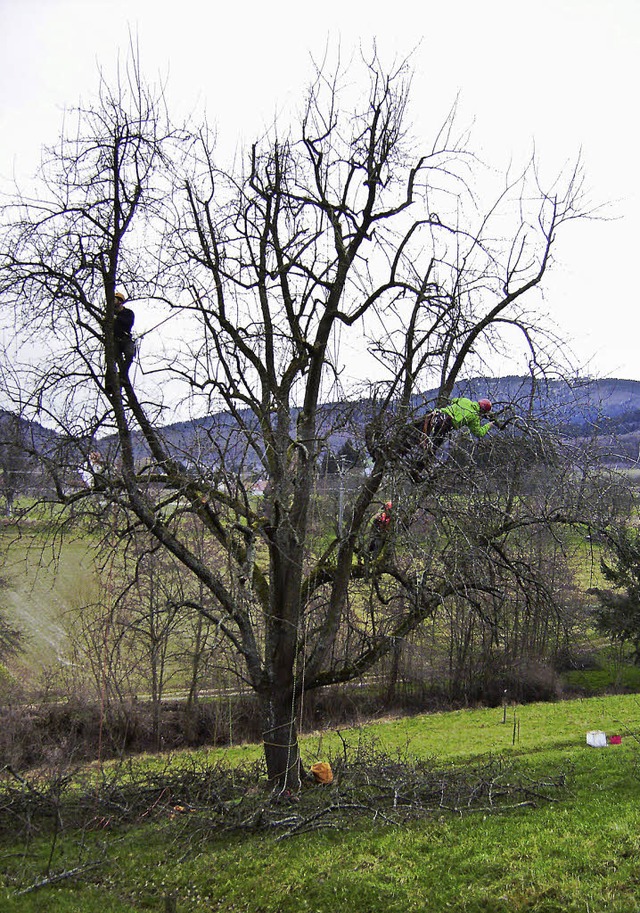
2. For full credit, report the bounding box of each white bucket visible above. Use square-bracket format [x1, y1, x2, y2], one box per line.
[586, 730, 607, 747]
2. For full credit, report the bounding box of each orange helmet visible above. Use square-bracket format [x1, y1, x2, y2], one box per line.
[478, 399, 492, 413]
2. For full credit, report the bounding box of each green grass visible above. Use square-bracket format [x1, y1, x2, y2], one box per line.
[564, 662, 640, 695]
[0, 528, 96, 668]
[2, 693, 640, 911]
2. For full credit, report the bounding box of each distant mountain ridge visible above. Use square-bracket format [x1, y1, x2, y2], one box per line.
[444, 376, 640, 432]
[5, 376, 640, 470]
[130, 375, 640, 468]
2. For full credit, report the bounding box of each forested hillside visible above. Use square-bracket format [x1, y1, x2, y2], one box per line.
[3, 376, 640, 500]
[104, 375, 640, 469]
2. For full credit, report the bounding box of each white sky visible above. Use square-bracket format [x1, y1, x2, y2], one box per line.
[1, 0, 639, 383]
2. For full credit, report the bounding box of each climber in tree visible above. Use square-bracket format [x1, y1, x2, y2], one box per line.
[424, 397, 494, 446]
[397, 398, 495, 481]
[113, 290, 136, 376]
[105, 289, 137, 394]
[368, 500, 393, 559]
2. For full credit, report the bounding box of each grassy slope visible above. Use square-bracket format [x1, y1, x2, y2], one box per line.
[0, 528, 97, 669]
[2, 693, 640, 912]
[2, 527, 639, 911]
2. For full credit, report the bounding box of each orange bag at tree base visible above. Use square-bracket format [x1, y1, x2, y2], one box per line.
[310, 762, 333, 784]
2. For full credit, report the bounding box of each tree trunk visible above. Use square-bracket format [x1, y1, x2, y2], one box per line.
[260, 688, 302, 791]
[186, 613, 204, 710]
[386, 637, 402, 703]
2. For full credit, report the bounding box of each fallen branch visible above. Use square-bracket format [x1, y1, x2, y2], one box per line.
[14, 860, 103, 896]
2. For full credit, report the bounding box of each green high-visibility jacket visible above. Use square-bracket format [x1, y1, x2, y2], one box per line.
[439, 397, 492, 437]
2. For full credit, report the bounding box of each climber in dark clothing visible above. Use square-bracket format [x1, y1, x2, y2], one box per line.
[369, 501, 393, 559]
[113, 291, 136, 375]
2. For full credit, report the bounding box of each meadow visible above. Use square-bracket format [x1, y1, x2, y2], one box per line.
[1, 692, 640, 912]
[0, 524, 97, 669]
[2, 516, 640, 911]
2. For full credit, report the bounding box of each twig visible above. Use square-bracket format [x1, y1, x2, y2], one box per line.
[14, 860, 103, 896]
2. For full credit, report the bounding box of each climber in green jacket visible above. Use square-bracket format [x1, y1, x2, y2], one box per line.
[398, 398, 495, 480]
[435, 397, 494, 441]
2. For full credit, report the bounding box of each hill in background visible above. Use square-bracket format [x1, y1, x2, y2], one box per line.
[4, 375, 640, 475]
[122, 375, 640, 469]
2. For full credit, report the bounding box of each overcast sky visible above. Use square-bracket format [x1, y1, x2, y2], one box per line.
[1, 0, 638, 383]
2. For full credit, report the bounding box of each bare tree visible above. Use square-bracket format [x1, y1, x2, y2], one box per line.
[0, 49, 594, 788]
[0, 412, 28, 516]
[0, 575, 23, 667]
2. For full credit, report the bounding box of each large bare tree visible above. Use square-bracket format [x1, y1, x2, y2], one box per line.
[0, 49, 593, 787]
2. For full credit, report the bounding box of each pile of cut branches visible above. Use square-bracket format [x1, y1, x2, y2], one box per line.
[0, 733, 569, 844]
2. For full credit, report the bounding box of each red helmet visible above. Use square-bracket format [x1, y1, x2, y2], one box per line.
[477, 399, 492, 413]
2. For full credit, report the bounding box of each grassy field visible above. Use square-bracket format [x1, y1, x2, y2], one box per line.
[2, 693, 640, 912]
[0, 526, 97, 669]
[2, 524, 640, 911]
[0, 520, 612, 693]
